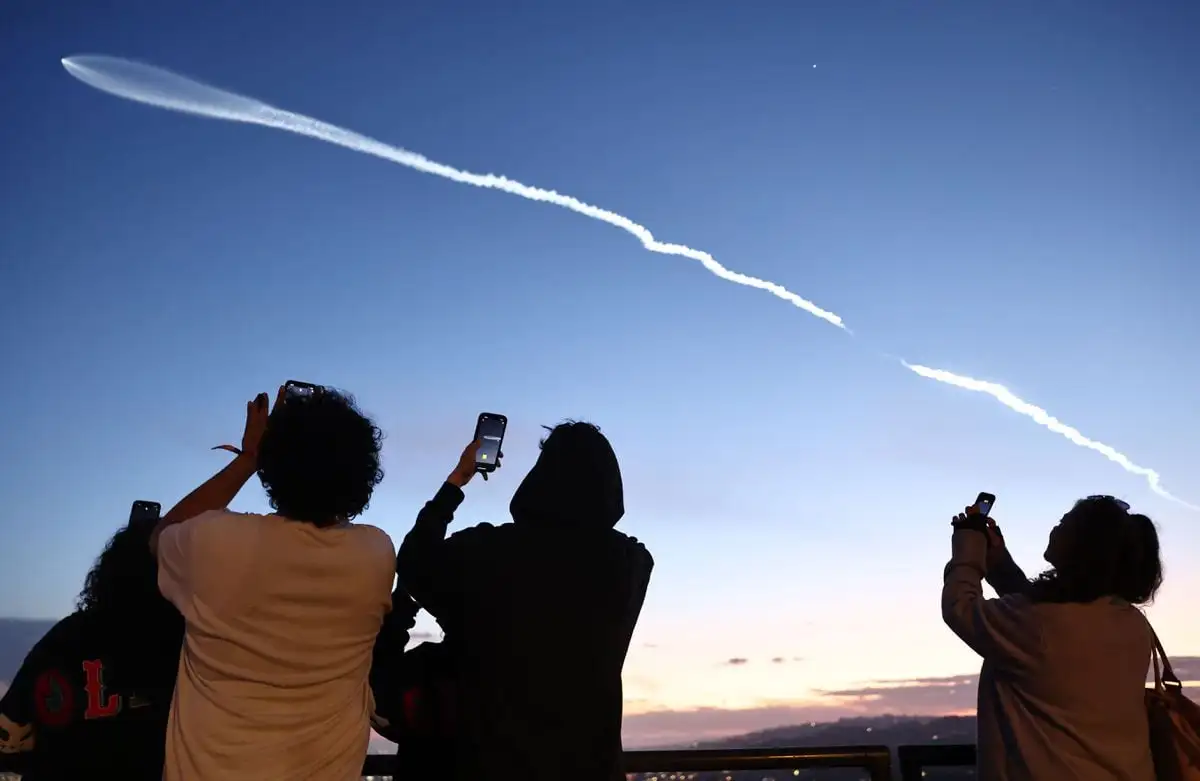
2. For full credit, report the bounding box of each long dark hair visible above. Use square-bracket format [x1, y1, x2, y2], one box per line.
[1028, 496, 1163, 605]
[77, 518, 185, 689]
[77, 518, 178, 625]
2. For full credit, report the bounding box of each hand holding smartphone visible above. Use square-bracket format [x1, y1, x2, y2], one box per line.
[952, 491, 998, 536]
[971, 492, 996, 518]
[473, 413, 507, 480]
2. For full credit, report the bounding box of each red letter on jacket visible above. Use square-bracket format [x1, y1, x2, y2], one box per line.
[82, 660, 120, 719]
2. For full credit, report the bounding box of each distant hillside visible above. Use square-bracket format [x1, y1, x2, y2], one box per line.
[697, 713, 975, 750]
[627, 715, 978, 780]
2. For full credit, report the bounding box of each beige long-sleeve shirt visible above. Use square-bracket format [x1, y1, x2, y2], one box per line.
[942, 528, 1156, 781]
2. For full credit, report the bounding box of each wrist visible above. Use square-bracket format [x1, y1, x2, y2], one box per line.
[233, 452, 259, 477]
[446, 470, 472, 488]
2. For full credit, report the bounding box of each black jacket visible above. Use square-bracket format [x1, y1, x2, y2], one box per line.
[0, 608, 182, 780]
[394, 430, 652, 781]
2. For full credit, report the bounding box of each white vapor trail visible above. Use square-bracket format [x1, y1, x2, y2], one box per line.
[903, 362, 1199, 511]
[60, 55, 846, 331]
[60, 54, 1195, 510]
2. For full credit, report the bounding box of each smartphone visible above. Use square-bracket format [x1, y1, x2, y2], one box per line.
[129, 500, 161, 525]
[971, 492, 996, 518]
[284, 380, 321, 400]
[473, 413, 507, 473]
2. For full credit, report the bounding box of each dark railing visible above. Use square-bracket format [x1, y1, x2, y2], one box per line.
[361, 743, 977, 779]
[896, 743, 977, 780]
[625, 745, 894, 777]
[362, 745, 895, 779]
[0, 742, 976, 779]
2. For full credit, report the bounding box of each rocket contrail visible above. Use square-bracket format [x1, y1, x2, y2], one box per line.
[60, 54, 1195, 510]
[903, 363, 1198, 511]
[60, 55, 846, 331]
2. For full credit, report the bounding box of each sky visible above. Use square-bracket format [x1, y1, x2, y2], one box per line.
[2, 0, 1199, 747]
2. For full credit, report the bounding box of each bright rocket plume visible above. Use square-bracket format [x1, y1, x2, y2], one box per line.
[60, 55, 845, 331]
[60, 54, 1194, 510]
[903, 363, 1198, 512]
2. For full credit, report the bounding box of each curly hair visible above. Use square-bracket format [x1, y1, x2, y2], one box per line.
[78, 517, 172, 616]
[256, 387, 385, 526]
[1029, 495, 1163, 605]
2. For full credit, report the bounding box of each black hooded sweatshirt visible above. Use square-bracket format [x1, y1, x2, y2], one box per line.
[396, 427, 653, 781]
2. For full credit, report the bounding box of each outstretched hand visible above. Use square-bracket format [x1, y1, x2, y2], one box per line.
[241, 392, 271, 458]
[212, 390, 274, 461]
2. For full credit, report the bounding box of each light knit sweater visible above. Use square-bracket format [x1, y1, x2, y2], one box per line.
[942, 528, 1156, 781]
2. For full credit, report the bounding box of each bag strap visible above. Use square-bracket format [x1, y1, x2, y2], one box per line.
[1146, 614, 1182, 690]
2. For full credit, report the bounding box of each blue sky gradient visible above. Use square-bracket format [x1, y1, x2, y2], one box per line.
[2, 0, 1198, 742]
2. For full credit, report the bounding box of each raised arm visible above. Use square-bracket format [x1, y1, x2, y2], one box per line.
[941, 512, 1039, 667]
[397, 483, 468, 615]
[150, 391, 271, 556]
[984, 521, 1032, 597]
[396, 440, 482, 618]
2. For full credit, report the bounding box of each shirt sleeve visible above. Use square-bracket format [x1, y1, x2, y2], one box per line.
[396, 482, 467, 616]
[0, 634, 43, 757]
[156, 513, 214, 620]
[986, 546, 1032, 597]
[942, 528, 1040, 667]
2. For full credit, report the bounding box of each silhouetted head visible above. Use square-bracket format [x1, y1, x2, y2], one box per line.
[78, 515, 176, 621]
[509, 420, 624, 531]
[1032, 495, 1163, 605]
[256, 387, 384, 527]
[77, 515, 183, 685]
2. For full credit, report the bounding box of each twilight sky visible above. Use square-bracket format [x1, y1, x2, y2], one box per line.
[2, 0, 1198, 746]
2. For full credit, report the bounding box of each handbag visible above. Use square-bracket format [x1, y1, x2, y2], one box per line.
[1146, 625, 1200, 780]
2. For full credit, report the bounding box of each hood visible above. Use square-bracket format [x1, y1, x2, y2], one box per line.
[509, 422, 624, 531]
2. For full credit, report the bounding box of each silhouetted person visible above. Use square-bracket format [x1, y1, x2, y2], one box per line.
[943, 495, 1162, 781]
[150, 386, 396, 781]
[368, 599, 455, 779]
[397, 421, 653, 781]
[0, 512, 184, 779]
